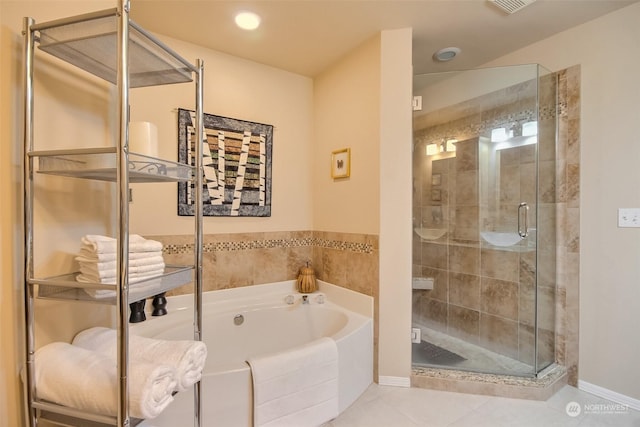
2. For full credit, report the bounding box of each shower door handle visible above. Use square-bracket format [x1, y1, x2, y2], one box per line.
[518, 202, 529, 238]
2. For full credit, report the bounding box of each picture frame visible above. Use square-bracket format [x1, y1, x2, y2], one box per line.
[331, 148, 351, 179]
[177, 108, 273, 217]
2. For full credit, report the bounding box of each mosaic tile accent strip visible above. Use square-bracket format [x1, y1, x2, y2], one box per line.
[163, 236, 374, 255]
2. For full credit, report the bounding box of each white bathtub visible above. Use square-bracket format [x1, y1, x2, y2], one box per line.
[136, 280, 373, 427]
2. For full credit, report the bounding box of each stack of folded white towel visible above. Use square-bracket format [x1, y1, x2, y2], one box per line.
[34, 327, 207, 420]
[75, 234, 165, 298]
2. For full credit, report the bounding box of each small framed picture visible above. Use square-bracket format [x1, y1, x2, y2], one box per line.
[331, 148, 351, 179]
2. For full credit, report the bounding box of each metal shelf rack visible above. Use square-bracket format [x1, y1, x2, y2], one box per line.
[22, 1, 204, 425]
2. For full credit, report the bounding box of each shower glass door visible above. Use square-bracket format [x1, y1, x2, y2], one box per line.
[411, 64, 557, 377]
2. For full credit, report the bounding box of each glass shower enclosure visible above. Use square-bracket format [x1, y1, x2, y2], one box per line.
[411, 64, 557, 377]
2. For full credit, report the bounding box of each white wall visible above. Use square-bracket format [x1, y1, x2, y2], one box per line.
[313, 28, 413, 382]
[1, 2, 314, 425]
[313, 35, 381, 234]
[129, 36, 314, 235]
[483, 3, 640, 401]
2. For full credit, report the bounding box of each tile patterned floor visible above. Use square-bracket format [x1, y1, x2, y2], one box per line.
[325, 384, 640, 427]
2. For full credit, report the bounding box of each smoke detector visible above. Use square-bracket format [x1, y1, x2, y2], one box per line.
[488, 0, 536, 14]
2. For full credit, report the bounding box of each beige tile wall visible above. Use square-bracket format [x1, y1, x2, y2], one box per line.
[555, 66, 581, 385]
[150, 230, 378, 297]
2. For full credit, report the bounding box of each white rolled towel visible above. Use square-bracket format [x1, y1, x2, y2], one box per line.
[73, 327, 207, 391]
[81, 235, 163, 254]
[35, 342, 176, 419]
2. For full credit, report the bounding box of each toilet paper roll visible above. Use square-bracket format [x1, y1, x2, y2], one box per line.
[129, 121, 159, 157]
[412, 277, 434, 290]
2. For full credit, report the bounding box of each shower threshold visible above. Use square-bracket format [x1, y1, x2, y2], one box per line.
[411, 326, 567, 399]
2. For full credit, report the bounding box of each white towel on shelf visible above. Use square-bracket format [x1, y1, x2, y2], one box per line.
[81, 234, 163, 254]
[76, 254, 165, 270]
[247, 337, 339, 427]
[35, 342, 177, 419]
[78, 260, 166, 280]
[73, 327, 207, 392]
[77, 249, 163, 263]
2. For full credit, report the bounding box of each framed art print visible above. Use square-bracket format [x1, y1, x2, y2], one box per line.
[331, 148, 351, 179]
[177, 108, 273, 217]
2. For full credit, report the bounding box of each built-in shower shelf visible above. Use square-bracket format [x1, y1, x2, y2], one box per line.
[32, 147, 193, 183]
[33, 265, 193, 304]
[419, 238, 534, 253]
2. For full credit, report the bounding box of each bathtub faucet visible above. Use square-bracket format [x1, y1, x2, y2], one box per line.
[302, 295, 309, 304]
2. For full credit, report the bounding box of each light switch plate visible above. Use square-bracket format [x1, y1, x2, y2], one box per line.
[618, 208, 640, 228]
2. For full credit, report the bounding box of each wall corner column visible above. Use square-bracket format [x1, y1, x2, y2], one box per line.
[378, 27, 413, 382]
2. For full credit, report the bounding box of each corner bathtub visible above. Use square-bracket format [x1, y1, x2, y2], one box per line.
[136, 280, 373, 427]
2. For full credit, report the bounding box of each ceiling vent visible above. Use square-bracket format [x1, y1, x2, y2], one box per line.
[488, 0, 536, 14]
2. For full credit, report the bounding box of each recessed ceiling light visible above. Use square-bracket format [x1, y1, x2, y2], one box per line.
[433, 47, 461, 62]
[235, 11, 261, 31]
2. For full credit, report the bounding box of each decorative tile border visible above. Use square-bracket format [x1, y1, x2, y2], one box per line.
[163, 236, 375, 255]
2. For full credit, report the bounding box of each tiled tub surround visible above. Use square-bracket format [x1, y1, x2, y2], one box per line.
[149, 230, 380, 379]
[151, 231, 378, 297]
[412, 66, 580, 389]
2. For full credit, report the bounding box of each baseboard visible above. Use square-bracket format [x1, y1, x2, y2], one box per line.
[378, 376, 410, 387]
[578, 380, 640, 411]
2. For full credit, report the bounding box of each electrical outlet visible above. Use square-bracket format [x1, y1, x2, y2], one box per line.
[618, 208, 640, 228]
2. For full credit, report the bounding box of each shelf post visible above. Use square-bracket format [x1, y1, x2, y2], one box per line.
[22, 16, 37, 427]
[193, 58, 204, 427]
[116, 0, 131, 425]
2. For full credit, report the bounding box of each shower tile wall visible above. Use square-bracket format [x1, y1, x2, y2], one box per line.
[413, 138, 540, 364]
[412, 69, 576, 374]
[555, 65, 581, 385]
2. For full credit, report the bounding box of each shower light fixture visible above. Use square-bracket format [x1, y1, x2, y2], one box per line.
[426, 138, 457, 156]
[491, 127, 510, 142]
[235, 11, 261, 30]
[426, 143, 439, 156]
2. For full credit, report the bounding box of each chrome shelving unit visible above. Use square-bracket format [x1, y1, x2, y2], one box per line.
[22, 1, 204, 426]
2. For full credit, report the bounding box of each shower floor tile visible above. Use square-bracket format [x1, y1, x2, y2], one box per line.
[414, 326, 534, 376]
